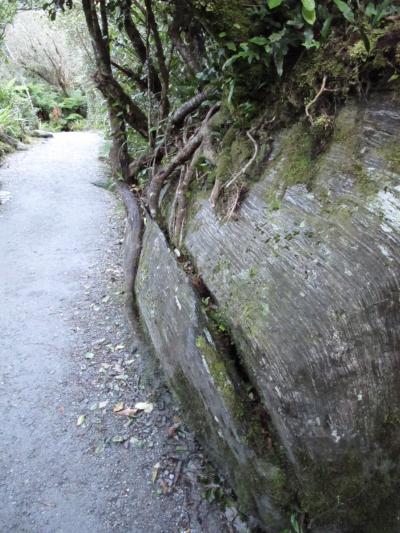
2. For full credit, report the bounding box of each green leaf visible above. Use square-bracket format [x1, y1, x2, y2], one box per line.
[365, 2, 377, 17]
[359, 28, 371, 53]
[373, 0, 392, 24]
[226, 41, 236, 51]
[321, 14, 333, 40]
[333, 0, 355, 23]
[290, 513, 301, 533]
[249, 36, 269, 46]
[269, 29, 286, 43]
[302, 6, 316, 25]
[267, 0, 284, 8]
[303, 29, 320, 49]
[222, 54, 240, 69]
[301, 0, 315, 11]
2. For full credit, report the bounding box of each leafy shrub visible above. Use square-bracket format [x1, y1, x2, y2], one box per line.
[0, 79, 38, 139]
[222, 0, 400, 76]
[25, 83, 87, 130]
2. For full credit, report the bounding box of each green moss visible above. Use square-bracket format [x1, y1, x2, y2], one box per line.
[196, 335, 237, 400]
[379, 140, 400, 174]
[265, 189, 282, 211]
[298, 447, 400, 532]
[263, 123, 322, 208]
[348, 39, 369, 61]
[195, 330, 275, 451]
[353, 161, 379, 195]
[215, 127, 253, 185]
[280, 123, 316, 189]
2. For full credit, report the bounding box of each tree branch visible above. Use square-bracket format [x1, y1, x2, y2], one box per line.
[144, 0, 170, 118]
[122, 0, 162, 98]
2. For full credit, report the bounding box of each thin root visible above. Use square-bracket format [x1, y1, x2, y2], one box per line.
[305, 75, 328, 125]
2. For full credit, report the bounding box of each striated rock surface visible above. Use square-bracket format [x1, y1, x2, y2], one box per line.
[135, 94, 400, 531]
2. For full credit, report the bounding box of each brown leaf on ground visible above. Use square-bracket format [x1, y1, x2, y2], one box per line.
[113, 402, 124, 412]
[115, 407, 139, 417]
[160, 479, 170, 495]
[166, 422, 181, 438]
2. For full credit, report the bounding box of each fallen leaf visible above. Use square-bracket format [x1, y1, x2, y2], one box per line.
[115, 407, 139, 417]
[166, 422, 181, 438]
[76, 415, 85, 427]
[115, 344, 125, 350]
[111, 435, 126, 443]
[151, 462, 160, 483]
[135, 401, 154, 414]
[130, 436, 144, 448]
[160, 479, 170, 495]
[113, 402, 124, 412]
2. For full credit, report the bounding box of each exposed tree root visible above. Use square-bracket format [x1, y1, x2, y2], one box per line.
[171, 90, 210, 128]
[174, 159, 195, 245]
[146, 104, 219, 218]
[209, 178, 222, 208]
[224, 131, 258, 190]
[114, 181, 146, 342]
[223, 183, 247, 222]
[305, 75, 328, 125]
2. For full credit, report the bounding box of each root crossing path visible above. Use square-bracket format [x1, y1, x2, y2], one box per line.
[0, 133, 225, 533]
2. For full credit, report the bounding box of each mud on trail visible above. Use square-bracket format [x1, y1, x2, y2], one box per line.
[0, 133, 229, 532]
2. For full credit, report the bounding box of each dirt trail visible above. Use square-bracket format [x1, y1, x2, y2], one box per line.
[0, 133, 227, 533]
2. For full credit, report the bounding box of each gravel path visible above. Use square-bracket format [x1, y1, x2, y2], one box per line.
[0, 132, 229, 533]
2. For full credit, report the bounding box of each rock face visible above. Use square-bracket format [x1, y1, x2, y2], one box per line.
[135, 94, 400, 531]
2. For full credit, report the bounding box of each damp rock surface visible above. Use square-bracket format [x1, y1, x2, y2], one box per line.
[136, 94, 400, 531]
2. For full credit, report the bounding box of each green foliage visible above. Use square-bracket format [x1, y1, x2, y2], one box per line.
[26, 83, 87, 131]
[220, 0, 400, 80]
[26, 82, 58, 117]
[0, 79, 37, 139]
[0, 0, 17, 44]
[60, 92, 87, 115]
[0, 78, 88, 140]
[209, 0, 400, 116]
